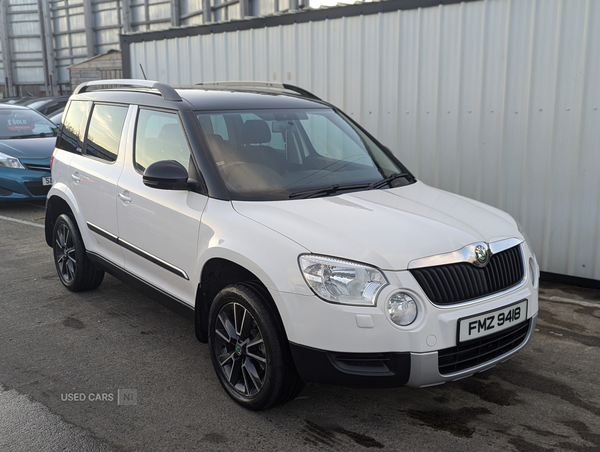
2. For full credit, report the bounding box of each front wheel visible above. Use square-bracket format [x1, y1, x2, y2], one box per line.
[208, 284, 304, 410]
[52, 214, 104, 292]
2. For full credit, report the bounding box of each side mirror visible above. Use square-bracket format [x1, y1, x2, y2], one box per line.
[143, 160, 189, 190]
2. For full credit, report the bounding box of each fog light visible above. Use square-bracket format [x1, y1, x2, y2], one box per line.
[387, 292, 418, 326]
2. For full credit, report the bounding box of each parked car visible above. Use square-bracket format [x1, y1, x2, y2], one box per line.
[0, 105, 57, 200]
[45, 80, 539, 410]
[16, 95, 70, 118]
[0, 96, 32, 104]
[47, 106, 65, 125]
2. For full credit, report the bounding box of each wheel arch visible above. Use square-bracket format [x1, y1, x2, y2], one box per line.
[45, 192, 76, 247]
[195, 257, 286, 344]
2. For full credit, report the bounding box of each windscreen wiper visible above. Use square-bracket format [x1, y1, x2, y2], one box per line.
[9, 132, 57, 139]
[369, 172, 412, 189]
[289, 183, 372, 199]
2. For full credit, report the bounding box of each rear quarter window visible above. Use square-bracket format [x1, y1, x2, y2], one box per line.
[83, 104, 128, 162]
[57, 101, 91, 153]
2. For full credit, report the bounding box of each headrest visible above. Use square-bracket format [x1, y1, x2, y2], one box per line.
[204, 133, 226, 146]
[158, 123, 181, 141]
[240, 120, 271, 144]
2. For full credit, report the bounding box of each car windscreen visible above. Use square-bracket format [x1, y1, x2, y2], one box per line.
[0, 108, 58, 139]
[196, 108, 412, 201]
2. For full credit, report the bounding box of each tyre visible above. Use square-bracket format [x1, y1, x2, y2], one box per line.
[52, 213, 104, 292]
[208, 284, 304, 410]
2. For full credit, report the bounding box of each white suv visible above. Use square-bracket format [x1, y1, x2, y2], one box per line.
[46, 80, 539, 410]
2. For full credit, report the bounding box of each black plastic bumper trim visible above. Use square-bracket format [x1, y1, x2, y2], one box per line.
[289, 343, 411, 387]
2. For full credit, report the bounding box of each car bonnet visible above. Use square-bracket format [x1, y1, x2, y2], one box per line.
[0, 137, 57, 159]
[231, 181, 522, 271]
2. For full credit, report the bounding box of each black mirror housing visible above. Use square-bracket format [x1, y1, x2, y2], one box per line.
[143, 160, 189, 190]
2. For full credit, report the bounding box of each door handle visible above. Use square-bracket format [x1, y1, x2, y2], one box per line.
[71, 173, 81, 183]
[118, 192, 132, 204]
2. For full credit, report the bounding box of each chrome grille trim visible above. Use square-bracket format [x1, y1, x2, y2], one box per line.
[408, 237, 522, 270]
[24, 164, 51, 172]
[409, 244, 526, 307]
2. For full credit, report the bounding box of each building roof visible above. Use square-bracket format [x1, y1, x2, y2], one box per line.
[68, 49, 122, 70]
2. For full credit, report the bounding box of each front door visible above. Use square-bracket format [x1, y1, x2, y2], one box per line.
[116, 107, 207, 306]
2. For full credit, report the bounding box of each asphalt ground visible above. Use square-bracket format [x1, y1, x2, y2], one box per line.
[1, 200, 599, 452]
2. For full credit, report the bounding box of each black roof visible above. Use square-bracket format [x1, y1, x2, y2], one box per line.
[177, 88, 329, 111]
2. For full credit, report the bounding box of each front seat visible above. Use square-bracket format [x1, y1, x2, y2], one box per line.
[239, 119, 286, 174]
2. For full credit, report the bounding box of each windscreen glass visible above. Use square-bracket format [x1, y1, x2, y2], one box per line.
[196, 109, 410, 201]
[0, 108, 57, 139]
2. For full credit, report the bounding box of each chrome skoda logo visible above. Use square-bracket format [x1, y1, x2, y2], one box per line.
[474, 245, 488, 264]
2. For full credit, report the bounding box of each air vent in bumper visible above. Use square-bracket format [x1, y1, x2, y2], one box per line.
[438, 319, 531, 375]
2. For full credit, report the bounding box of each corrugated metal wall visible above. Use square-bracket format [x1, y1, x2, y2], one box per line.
[0, 0, 47, 94]
[0, 0, 300, 96]
[125, 0, 600, 281]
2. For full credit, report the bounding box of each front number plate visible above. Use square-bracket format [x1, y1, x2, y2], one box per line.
[42, 177, 52, 186]
[458, 299, 527, 343]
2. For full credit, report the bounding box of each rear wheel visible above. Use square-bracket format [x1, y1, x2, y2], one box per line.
[208, 284, 304, 410]
[53, 214, 104, 291]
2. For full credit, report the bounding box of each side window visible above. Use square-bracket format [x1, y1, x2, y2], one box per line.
[135, 109, 191, 172]
[57, 101, 91, 153]
[84, 104, 128, 162]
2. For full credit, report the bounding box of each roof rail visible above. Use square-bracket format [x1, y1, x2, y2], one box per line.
[196, 81, 321, 101]
[73, 79, 182, 102]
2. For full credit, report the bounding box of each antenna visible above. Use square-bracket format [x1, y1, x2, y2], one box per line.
[139, 64, 147, 80]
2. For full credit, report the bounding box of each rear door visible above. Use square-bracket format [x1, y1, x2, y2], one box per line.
[116, 107, 207, 306]
[65, 101, 131, 267]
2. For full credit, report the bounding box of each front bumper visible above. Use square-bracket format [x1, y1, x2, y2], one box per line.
[0, 168, 51, 200]
[290, 314, 536, 387]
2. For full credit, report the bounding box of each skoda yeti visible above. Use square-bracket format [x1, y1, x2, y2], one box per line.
[45, 80, 539, 410]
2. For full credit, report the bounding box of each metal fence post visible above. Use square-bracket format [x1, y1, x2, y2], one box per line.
[39, 0, 59, 96]
[122, 0, 132, 33]
[0, 0, 15, 97]
[202, 0, 211, 24]
[240, 0, 249, 18]
[171, 0, 180, 27]
[83, 0, 96, 57]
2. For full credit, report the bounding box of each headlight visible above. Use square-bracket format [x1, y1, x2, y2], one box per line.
[299, 255, 387, 306]
[0, 151, 25, 169]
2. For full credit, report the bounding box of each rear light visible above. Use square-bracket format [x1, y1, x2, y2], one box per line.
[50, 149, 56, 169]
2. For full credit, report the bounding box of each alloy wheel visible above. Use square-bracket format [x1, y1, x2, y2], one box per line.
[55, 223, 77, 283]
[213, 302, 267, 396]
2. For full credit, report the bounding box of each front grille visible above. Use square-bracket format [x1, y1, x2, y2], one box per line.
[24, 181, 51, 196]
[438, 319, 530, 375]
[24, 164, 51, 172]
[409, 245, 524, 305]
